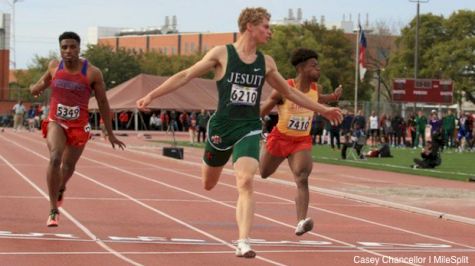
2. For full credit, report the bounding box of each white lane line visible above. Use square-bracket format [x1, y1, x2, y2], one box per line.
[1, 248, 473, 255]
[4, 135, 286, 266]
[86, 144, 475, 251]
[0, 153, 142, 266]
[73, 149, 420, 265]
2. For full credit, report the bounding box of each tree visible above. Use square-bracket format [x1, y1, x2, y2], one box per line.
[82, 45, 141, 88]
[10, 52, 58, 102]
[387, 11, 475, 104]
[260, 23, 360, 102]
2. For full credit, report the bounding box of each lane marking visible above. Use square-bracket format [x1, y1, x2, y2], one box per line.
[85, 144, 475, 251]
[1, 135, 286, 266]
[0, 153, 142, 266]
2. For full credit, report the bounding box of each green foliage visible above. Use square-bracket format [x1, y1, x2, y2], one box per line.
[387, 11, 475, 102]
[9, 52, 58, 102]
[82, 45, 141, 88]
[261, 23, 364, 102]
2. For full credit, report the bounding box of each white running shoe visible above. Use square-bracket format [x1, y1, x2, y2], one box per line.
[235, 238, 256, 258]
[295, 217, 314, 236]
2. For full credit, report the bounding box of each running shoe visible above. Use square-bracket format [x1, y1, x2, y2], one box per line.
[235, 238, 256, 258]
[57, 188, 66, 207]
[46, 209, 60, 227]
[295, 217, 314, 236]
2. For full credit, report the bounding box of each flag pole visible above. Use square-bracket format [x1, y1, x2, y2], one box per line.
[354, 27, 360, 115]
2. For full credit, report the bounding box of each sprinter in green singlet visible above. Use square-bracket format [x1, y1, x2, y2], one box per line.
[137, 7, 342, 258]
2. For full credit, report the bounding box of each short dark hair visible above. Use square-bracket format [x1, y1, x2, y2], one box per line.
[290, 48, 319, 67]
[59, 31, 81, 45]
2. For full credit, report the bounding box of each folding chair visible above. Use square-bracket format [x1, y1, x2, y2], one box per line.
[348, 131, 367, 160]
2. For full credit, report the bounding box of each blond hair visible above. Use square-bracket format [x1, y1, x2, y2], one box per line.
[238, 7, 271, 33]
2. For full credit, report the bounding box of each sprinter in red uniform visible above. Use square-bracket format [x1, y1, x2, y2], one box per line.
[30, 32, 125, 227]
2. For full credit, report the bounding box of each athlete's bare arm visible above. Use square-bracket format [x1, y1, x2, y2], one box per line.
[264, 55, 342, 125]
[29, 60, 59, 97]
[318, 85, 343, 104]
[136, 46, 226, 110]
[90, 65, 126, 150]
[260, 90, 282, 117]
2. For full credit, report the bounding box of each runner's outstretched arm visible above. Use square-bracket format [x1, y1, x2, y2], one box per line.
[30, 60, 57, 97]
[265, 55, 342, 125]
[136, 46, 223, 111]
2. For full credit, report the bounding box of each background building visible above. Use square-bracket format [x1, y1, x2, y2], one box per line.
[0, 13, 11, 101]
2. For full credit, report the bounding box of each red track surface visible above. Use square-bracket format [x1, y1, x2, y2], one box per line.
[1, 129, 474, 266]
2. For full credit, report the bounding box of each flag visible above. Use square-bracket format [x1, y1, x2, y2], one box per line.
[358, 24, 367, 81]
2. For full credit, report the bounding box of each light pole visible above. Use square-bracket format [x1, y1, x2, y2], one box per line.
[409, 0, 429, 111]
[6, 0, 22, 69]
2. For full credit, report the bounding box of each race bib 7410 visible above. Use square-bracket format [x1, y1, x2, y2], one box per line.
[287, 115, 311, 131]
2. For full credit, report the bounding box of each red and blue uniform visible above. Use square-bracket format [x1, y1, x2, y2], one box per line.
[42, 60, 92, 146]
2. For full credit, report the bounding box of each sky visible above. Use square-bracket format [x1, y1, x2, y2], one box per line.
[1, 0, 474, 69]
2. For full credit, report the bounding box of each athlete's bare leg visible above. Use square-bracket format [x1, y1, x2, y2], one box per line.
[46, 122, 67, 211]
[201, 164, 224, 190]
[287, 149, 313, 221]
[233, 157, 258, 239]
[259, 146, 286, 178]
[59, 144, 86, 192]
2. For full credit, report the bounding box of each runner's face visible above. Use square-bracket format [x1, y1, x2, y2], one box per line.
[60, 39, 80, 63]
[251, 18, 272, 44]
[302, 58, 320, 81]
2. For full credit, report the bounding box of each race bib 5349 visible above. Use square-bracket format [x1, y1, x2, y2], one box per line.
[56, 104, 80, 120]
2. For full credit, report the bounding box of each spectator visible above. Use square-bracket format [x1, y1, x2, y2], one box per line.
[197, 109, 210, 142]
[119, 111, 129, 130]
[168, 110, 178, 132]
[179, 111, 190, 132]
[312, 114, 325, 145]
[429, 110, 442, 137]
[160, 110, 169, 132]
[369, 110, 379, 146]
[442, 110, 456, 148]
[407, 113, 417, 148]
[352, 110, 366, 132]
[341, 125, 365, 160]
[26, 105, 36, 132]
[149, 113, 162, 130]
[12, 100, 26, 131]
[189, 112, 197, 144]
[329, 118, 341, 150]
[415, 110, 427, 147]
[391, 114, 404, 147]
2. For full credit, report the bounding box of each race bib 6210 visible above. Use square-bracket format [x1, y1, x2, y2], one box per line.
[230, 84, 258, 106]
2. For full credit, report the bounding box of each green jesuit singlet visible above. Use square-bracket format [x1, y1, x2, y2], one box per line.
[215, 44, 266, 121]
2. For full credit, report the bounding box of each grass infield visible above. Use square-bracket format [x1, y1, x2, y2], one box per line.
[151, 140, 475, 182]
